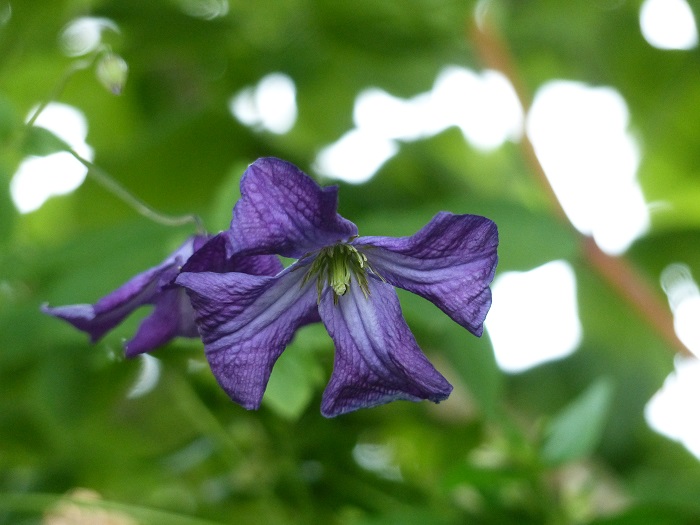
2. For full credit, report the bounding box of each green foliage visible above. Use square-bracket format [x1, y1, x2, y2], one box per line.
[540, 378, 614, 466]
[2, 0, 700, 524]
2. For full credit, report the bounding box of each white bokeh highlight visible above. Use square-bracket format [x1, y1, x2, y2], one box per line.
[315, 66, 523, 184]
[527, 81, 649, 255]
[644, 263, 700, 460]
[126, 354, 162, 399]
[486, 260, 583, 373]
[10, 103, 93, 214]
[0, 1, 11, 26]
[179, 0, 229, 20]
[432, 67, 524, 150]
[661, 263, 700, 358]
[314, 130, 398, 184]
[59, 17, 119, 57]
[229, 72, 297, 135]
[645, 357, 700, 459]
[352, 442, 402, 481]
[640, 0, 698, 50]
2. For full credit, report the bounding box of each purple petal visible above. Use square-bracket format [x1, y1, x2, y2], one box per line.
[42, 266, 163, 342]
[228, 157, 358, 258]
[124, 289, 198, 357]
[42, 235, 207, 347]
[182, 232, 283, 276]
[319, 276, 452, 418]
[354, 212, 498, 336]
[176, 263, 318, 410]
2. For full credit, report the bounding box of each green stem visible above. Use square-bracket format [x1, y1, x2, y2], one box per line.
[68, 149, 205, 233]
[25, 53, 205, 234]
[25, 58, 93, 129]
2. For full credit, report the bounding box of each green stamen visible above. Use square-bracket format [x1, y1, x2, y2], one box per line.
[302, 243, 379, 304]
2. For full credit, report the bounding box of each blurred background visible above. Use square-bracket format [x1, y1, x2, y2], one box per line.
[2, 0, 700, 523]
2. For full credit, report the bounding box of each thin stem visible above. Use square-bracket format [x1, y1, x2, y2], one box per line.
[25, 58, 93, 129]
[468, 13, 691, 357]
[583, 238, 689, 356]
[68, 148, 206, 233]
[25, 53, 205, 234]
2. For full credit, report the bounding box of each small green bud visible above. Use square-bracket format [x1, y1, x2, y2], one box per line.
[96, 52, 128, 95]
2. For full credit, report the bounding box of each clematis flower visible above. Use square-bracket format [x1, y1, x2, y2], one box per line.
[42, 234, 282, 357]
[176, 157, 499, 417]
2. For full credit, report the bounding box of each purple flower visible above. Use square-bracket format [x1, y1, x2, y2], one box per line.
[177, 158, 499, 417]
[42, 234, 282, 357]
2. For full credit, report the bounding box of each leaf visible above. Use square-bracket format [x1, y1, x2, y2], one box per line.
[540, 378, 614, 465]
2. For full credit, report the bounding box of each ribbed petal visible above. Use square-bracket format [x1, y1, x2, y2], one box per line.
[41, 302, 129, 343]
[182, 232, 284, 276]
[228, 157, 358, 258]
[354, 212, 498, 336]
[176, 263, 318, 410]
[124, 288, 197, 357]
[42, 260, 169, 342]
[42, 235, 208, 349]
[319, 276, 452, 418]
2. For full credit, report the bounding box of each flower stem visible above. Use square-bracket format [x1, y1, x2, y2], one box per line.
[68, 148, 206, 233]
[25, 56, 206, 234]
[25, 58, 93, 129]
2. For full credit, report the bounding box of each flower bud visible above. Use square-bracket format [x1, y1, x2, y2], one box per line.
[96, 52, 128, 95]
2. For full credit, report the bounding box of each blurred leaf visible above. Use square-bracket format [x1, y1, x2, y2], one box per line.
[540, 378, 614, 465]
[263, 324, 328, 420]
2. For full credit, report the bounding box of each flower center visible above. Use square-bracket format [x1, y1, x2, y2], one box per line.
[303, 243, 372, 304]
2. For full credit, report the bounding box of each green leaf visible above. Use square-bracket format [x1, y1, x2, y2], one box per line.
[540, 378, 614, 465]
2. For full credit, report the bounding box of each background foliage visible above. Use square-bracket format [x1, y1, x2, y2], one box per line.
[2, 0, 700, 523]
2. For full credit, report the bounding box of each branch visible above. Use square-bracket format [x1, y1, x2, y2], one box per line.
[468, 13, 691, 357]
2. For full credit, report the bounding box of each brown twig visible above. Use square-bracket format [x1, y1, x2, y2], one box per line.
[468, 12, 691, 357]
